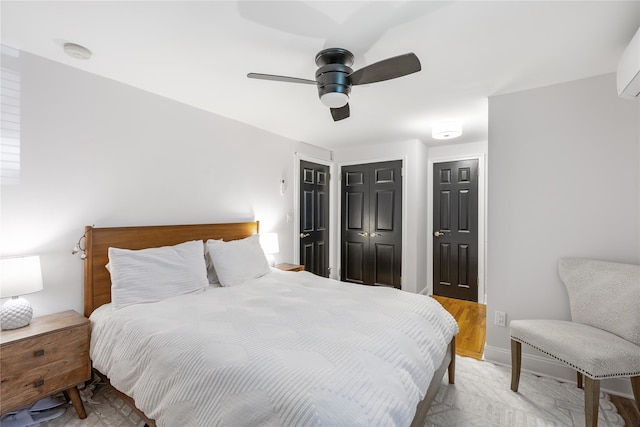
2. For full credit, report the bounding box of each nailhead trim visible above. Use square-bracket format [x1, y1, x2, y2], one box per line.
[510, 336, 640, 379]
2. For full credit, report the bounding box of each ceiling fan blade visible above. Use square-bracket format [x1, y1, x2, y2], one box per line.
[331, 104, 350, 121]
[247, 73, 317, 85]
[349, 53, 421, 85]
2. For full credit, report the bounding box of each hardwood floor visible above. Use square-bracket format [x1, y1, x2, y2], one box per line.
[432, 295, 486, 360]
[431, 295, 640, 426]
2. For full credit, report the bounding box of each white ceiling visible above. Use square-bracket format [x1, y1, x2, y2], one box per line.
[2, 1, 639, 149]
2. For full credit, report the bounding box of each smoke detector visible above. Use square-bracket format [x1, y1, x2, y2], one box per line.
[63, 43, 92, 60]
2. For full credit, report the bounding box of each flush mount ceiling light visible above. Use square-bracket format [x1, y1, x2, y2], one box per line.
[432, 120, 462, 140]
[63, 43, 92, 60]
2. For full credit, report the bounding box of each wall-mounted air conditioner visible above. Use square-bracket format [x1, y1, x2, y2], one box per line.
[617, 27, 640, 98]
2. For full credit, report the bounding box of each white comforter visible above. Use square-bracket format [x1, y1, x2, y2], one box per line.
[90, 270, 458, 427]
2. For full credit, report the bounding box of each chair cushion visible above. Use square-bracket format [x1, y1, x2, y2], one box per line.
[510, 319, 640, 379]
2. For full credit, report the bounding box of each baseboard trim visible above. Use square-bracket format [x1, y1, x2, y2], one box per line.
[483, 345, 634, 399]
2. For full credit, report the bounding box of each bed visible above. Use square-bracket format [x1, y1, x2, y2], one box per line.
[83, 221, 458, 427]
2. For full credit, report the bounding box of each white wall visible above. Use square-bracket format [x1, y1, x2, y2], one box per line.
[485, 73, 640, 396]
[0, 49, 330, 317]
[331, 139, 428, 294]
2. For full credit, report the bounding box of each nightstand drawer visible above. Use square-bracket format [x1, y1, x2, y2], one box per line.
[1, 357, 90, 411]
[0, 313, 91, 415]
[1, 325, 88, 370]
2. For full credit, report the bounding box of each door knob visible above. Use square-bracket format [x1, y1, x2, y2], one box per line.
[358, 232, 369, 237]
[370, 232, 381, 237]
[300, 233, 310, 238]
[434, 231, 447, 237]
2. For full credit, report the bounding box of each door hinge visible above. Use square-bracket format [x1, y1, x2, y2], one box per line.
[401, 167, 404, 177]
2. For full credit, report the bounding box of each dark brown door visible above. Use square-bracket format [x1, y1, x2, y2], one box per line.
[299, 160, 330, 277]
[341, 160, 402, 288]
[433, 159, 479, 302]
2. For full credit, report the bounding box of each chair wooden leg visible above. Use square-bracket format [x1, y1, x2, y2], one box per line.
[510, 339, 521, 392]
[448, 337, 456, 384]
[577, 371, 583, 389]
[584, 376, 599, 427]
[631, 376, 640, 413]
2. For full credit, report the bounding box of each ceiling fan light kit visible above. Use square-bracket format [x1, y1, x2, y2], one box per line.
[432, 120, 463, 140]
[320, 92, 349, 108]
[316, 49, 352, 108]
[248, 48, 421, 121]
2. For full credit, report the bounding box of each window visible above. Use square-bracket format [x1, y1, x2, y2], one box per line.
[1, 45, 21, 185]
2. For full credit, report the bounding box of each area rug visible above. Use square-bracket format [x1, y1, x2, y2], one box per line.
[427, 356, 624, 427]
[35, 356, 623, 427]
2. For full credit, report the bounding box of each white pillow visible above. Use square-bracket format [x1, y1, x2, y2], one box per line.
[206, 235, 270, 286]
[109, 240, 209, 309]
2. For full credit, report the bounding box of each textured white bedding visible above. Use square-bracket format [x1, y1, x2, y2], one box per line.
[90, 269, 458, 427]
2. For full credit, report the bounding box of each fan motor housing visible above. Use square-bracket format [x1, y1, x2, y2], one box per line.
[316, 63, 352, 100]
[314, 48, 355, 103]
[315, 48, 354, 67]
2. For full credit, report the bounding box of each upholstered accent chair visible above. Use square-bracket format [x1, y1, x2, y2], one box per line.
[510, 258, 640, 427]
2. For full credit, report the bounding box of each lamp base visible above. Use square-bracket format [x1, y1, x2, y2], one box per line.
[1, 297, 34, 330]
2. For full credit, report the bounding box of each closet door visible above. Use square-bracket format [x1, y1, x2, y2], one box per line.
[341, 160, 402, 288]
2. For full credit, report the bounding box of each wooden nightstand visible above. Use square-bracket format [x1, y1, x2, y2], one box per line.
[275, 263, 305, 272]
[0, 310, 91, 418]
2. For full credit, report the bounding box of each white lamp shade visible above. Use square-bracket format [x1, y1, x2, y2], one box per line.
[259, 233, 280, 255]
[1, 255, 44, 298]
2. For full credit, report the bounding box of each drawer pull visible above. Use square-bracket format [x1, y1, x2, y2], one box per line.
[33, 349, 45, 357]
[34, 379, 45, 388]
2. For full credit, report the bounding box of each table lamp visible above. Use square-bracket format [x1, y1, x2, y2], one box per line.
[1, 255, 44, 330]
[259, 233, 279, 266]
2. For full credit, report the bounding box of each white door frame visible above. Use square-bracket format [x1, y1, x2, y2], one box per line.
[427, 153, 487, 304]
[294, 153, 335, 276]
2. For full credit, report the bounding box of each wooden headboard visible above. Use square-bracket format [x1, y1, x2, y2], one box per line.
[83, 221, 259, 317]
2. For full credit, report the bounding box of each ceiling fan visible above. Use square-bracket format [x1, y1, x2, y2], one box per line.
[247, 48, 421, 121]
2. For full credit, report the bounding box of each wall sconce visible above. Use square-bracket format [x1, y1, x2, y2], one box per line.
[72, 227, 92, 259]
[259, 232, 280, 266]
[0, 256, 44, 330]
